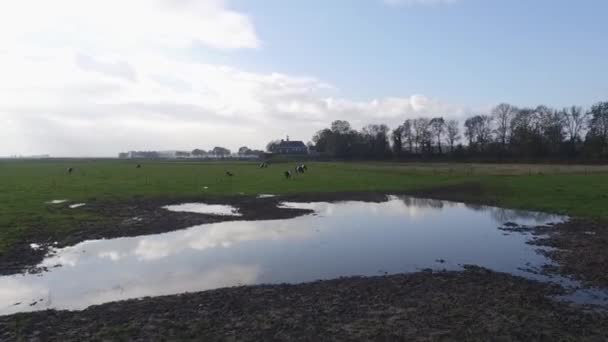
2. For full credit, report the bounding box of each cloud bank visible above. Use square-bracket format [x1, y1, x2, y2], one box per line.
[0, 0, 472, 156]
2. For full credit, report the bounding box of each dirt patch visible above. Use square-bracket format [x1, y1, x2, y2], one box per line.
[1, 267, 607, 341]
[524, 218, 608, 288]
[494, 219, 608, 289]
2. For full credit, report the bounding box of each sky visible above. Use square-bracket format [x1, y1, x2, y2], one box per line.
[1, 0, 607, 157]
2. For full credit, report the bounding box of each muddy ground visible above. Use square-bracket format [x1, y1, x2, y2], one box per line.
[500, 218, 608, 289]
[1, 267, 607, 341]
[2, 187, 608, 340]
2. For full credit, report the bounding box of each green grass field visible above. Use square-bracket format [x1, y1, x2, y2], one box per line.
[1, 159, 607, 254]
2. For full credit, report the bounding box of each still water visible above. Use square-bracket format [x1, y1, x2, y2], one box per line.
[0, 196, 595, 315]
[163, 203, 241, 216]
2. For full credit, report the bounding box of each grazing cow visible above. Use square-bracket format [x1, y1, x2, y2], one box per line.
[284, 170, 292, 179]
[226, 171, 234, 177]
[136, 164, 142, 169]
[67, 167, 73, 175]
[295, 164, 305, 174]
[259, 162, 269, 168]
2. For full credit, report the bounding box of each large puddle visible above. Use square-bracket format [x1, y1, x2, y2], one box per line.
[1, 196, 605, 315]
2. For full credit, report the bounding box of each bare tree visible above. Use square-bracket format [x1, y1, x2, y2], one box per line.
[402, 119, 413, 153]
[412, 118, 431, 153]
[465, 115, 493, 151]
[362, 124, 391, 158]
[238, 146, 251, 155]
[587, 102, 608, 154]
[391, 125, 404, 156]
[492, 103, 517, 150]
[446, 120, 461, 152]
[331, 120, 352, 134]
[429, 117, 445, 154]
[563, 106, 587, 145]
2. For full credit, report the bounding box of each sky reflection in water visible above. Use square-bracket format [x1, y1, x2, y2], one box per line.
[0, 196, 581, 315]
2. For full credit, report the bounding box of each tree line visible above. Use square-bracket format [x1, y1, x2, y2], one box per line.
[310, 101, 608, 160]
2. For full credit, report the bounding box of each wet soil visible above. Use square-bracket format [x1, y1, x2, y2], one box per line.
[1, 267, 607, 341]
[527, 218, 608, 289]
[2, 186, 608, 340]
[495, 219, 608, 289]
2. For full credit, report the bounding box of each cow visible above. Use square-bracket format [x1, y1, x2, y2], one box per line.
[284, 170, 292, 179]
[67, 167, 74, 175]
[226, 171, 234, 177]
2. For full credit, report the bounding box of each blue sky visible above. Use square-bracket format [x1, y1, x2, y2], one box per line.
[1, 0, 607, 156]
[221, 0, 607, 107]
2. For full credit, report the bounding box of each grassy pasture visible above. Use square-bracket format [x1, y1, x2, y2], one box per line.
[0, 159, 607, 254]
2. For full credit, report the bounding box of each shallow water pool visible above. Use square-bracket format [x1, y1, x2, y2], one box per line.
[3, 196, 604, 315]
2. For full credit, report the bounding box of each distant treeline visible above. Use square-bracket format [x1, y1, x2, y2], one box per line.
[310, 101, 608, 161]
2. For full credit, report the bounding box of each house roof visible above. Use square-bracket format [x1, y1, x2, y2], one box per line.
[277, 140, 306, 148]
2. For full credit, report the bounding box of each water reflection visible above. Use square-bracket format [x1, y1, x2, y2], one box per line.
[163, 203, 241, 216]
[461, 202, 559, 225]
[489, 208, 557, 225]
[395, 196, 451, 210]
[0, 197, 588, 315]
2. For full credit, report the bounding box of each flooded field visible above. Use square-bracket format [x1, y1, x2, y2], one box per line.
[2, 196, 605, 315]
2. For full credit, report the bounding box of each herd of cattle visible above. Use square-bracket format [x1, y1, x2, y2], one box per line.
[226, 162, 309, 179]
[67, 162, 309, 179]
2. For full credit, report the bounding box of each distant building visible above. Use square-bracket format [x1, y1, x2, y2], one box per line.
[119, 148, 263, 160]
[273, 139, 308, 155]
[125, 151, 160, 159]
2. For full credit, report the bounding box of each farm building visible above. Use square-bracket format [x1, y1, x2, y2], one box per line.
[272, 139, 308, 155]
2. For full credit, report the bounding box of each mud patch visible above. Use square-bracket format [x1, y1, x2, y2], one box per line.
[525, 218, 608, 288]
[1, 268, 606, 340]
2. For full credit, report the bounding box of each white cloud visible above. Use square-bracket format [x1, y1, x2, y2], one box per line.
[0, 1, 474, 156]
[0, 0, 260, 51]
[0, 47, 473, 155]
[75, 54, 137, 82]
